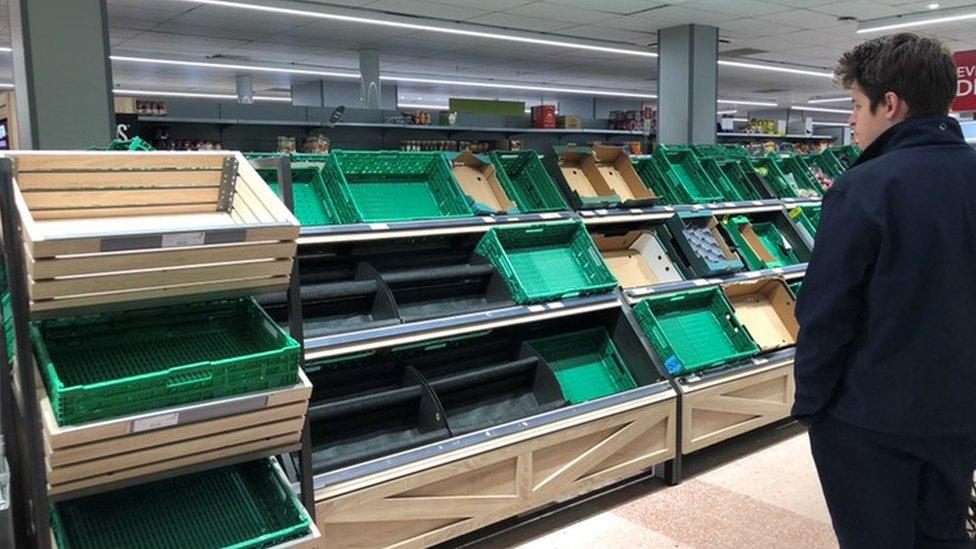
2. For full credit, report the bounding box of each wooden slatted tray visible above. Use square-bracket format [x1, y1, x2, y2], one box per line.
[4, 151, 299, 317]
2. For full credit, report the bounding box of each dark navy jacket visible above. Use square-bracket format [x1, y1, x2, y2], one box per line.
[792, 115, 976, 436]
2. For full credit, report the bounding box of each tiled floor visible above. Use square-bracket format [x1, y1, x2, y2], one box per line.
[458, 420, 840, 549]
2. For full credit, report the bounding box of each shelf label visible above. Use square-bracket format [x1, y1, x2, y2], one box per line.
[132, 412, 180, 433]
[527, 305, 546, 313]
[723, 202, 736, 208]
[743, 271, 762, 279]
[663, 206, 675, 212]
[580, 210, 594, 217]
[482, 217, 497, 223]
[548, 302, 565, 310]
[690, 205, 704, 211]
[595, 209, 609, 215]
[691, 279, 709, 287]
[161, 232, 205, 248]
[367, 223, 390, 230]
[539, 213, 562, 219]
[752, 200, 765, 206]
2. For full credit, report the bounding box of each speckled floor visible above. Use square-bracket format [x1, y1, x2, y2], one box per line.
[457, 420, 839, 549]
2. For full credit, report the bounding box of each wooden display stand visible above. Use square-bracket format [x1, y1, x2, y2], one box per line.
[679, 359, 795, 454]
[315, 389, 677, 549]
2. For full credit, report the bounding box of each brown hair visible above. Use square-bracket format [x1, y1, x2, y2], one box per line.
[835, 33, 957, 116]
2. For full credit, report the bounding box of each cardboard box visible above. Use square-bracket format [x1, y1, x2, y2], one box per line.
[451, 151, 517, 214]
[532, 105, 557, 129]
[593, 230, 684, 288]
[557, 115, 582, 129]
[723, 278, 799, 352]
[591, 144, 656, 204]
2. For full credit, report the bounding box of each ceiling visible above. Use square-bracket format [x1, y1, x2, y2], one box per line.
[3, 0, 976, 110]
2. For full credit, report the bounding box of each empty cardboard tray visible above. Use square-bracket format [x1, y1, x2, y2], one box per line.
[6, 151, 299, 317]
[722, 278, 798, 352]
[593, 230, 684, 289]
[666, 213, 744, 277]
[545, 146, 621, 209]
[591, 145, 655, 206]
[451, 151, 518, 214]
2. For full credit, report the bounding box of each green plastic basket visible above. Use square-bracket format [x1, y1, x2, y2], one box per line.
[526, 328, 636, 403]
[475, 221, 618, 304]
[633, 287, 761, 375]
[691, 144, 749, 161]
[789, 204, 823, 238]
[808, 150, 845, 179]
[700, 158, 755, 201]
[789, 281, 802, 298]
[633, 156, 678, 205]
[717, 159, 765, 201]
[751, 155, 802, 198]
[490, 150, 568, 213]
[34, 297, 300, 426]
[778, 155, 823, 196]
[323, 150, 474, 223]
[51, 459, 311, 549]
[256, 161, 339, 226]
[653, 145, 725, 204]
[829, 145, 861, 169]
[723, 216, 799, 270]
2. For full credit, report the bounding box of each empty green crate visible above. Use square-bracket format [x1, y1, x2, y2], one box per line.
[526, 328, 636, 403]
[51, 459, 310, 549]
[633, 156, 678, 205]
[752, 156, 802, 198]
[778, 155, 823, 195]
[789, 204, 822, 238]
[653, 145, 725, 204]
[633, 287, 760, 375]
[691, 144, 749, 161]
[34, 297, 300, 426]
[475, 221, 618, 304]
[723, 216, 799, 270]
[829, 145, 861, 169]
[256, 162, 339, 226]
[789, 281, 803, 297]
[700, 158, 755, 202]
[490, 150, 568, 213]
[323, 150, 474, 223]
[809, 150, 845, 179]
[717, 159, 765, 201]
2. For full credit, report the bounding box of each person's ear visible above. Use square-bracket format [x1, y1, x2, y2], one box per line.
[883, 91, 909, 121]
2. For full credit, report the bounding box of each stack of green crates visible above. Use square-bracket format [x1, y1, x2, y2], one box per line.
[254, 160, 339, 226]
[633, 287, 761, 375]
[789, 204, 823, 239]
[633, 155, 679, 205]
[808, 150, 846, 179]
[526, 328, 636, 404]
[778, 154, 823, 195]
[653, 145, 725, 204]
[722, 216, 799, 270]
[323, 150, 474, 223]
[475, 221, 617, 304]
[752, 155, 806, 198]
[699, 158, 763, 202]
[489, 150, 569, 213]
[830, 145, 861, 169]
[51, 459, 311, 549]
[691, 144, 750, 161]
[718, 159, 767, 201]
[34, 297, 300, 426]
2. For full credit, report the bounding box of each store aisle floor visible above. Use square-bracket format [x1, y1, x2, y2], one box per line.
[459, 421, 839, 549]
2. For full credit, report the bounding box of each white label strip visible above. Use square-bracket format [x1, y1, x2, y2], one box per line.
[595, 209, 609, 215]
[539, 213, 561, 219]
[691, 205, 704, 211]
[580, 211, 594, 217]
[630, 208, 643, 214]
[692, 279, 710, 287]
[743, 271, 762, 279]
[663, 206, 675, 212]
[724, 202, 736, 208]
[548, 302, 565, 310]
[752, 200, 764, 206]
[161, 232, 205, 248]
[131, 412, 180, 433]
[368, 223, 390, 230]
[482, 217, 497, 223]
[527, 305, 546, 313]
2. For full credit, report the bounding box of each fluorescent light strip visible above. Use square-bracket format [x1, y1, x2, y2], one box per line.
[0, 47, 11, 53]
[791, 105, 852, 114]
[114, 88, 292, 102]
[731, 117, 748, 122]
[718, 59, 833, 79]
[812, 121, 850, 127]
[808, 97, 850, 104]
[0, 83, 12, 89]
[111, 55, 359, 79]
[718, 99, 778, 107]
[166, 0, 657, 58]
[858, 9, 976, 33]
[717, 109, 738, 115]
[397, 103, 449, 110]
[384, 75, 656, 99]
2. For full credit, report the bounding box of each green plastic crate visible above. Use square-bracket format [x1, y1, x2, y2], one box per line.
[829, 145, 861, 169]
[789, 204, 823, 239]
[633, 156, 678, 205]
[256, 161, 339, 226]
[34, 297, 300, 426]
[809, 150, 845, 179]
[717, 159, 765, 201]
[490, 150, 568, 213]
[723, 216, 799, 270]
[323, 150, 474, 223]
[526, 328, 636, 403]
[789, 281, 802, 298]
[700, 158, 752, 201]
[751, 155, 803, 198]
[653, 145, 725, 204]
[475, 221, 618, 304]
[691, 144, 749, 161]
[51, 459, 311, 549]
[633, 287, 761, 375]
[778, 155, 823, 195]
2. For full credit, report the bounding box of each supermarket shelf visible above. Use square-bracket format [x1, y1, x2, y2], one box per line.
[675, 346, 796, 386]
[624, 263, 807, 301]
[717, 132, 835, 140]
[135, 116, 647, 135]
[311, 379, 675, 491]
[297, 211, 575, 244]
[578, 198, 797, 225]
[47, 443, 301, 503]
[303, 293, 622, 361]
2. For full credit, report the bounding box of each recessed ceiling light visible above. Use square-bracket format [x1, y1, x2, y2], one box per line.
[717, 59, 833, 79]
[718, 98, 778, 107]
[808, 96, 850, 104]
[790, 105, 852, 114]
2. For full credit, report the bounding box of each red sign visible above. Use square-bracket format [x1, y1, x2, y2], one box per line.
[953, 50, 976, 112]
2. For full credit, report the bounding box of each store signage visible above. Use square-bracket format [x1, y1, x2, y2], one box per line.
[953, 49, 976, 112]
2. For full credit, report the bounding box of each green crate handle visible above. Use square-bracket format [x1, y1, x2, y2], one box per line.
[166, 371, 214, 389]
[522, 227, 545, 234]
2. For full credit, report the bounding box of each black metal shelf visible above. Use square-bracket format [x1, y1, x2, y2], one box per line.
[675, 347, 797, 386]
[625, 264, 807, 302]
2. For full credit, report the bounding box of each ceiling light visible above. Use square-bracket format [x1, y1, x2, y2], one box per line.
[808, 96, 850, 104]
[111, 55, 359, 79]
[717, 109, 738, 115]
[0, 47, 11, 53]
[812, 121, 850, 127]
[858, 5, 976, 33]
[718, 99, 778, 107]
[791, 105, 852, 114]
[717, 59, 833, 79]
[113, 88, 292, 102]
[0, 83, 12, 89]
[164, 0, 657, 58]
[397, 102, 449, 110]
[383, 75, 657, 99]
[731, 118, 748, 122]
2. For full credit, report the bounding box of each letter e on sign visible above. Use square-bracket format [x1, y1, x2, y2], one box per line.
[953, 50, 976, 112]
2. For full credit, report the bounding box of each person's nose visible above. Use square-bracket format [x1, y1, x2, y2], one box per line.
[847, 112, 856, 126]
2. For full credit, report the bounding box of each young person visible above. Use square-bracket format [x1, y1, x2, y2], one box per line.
[793, 33, 976, 548]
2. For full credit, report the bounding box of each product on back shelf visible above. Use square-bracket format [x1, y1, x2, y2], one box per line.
[531, 105, 557, 129]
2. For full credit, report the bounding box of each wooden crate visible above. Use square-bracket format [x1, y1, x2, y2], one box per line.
[316, 390, 677, 549]
[3, 151, 299, 316]
[680, 360, 795, 454]
[41, 367, 312, 496]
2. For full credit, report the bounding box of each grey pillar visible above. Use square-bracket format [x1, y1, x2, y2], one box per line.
[359, 49, 381, 109]
[236, 74, 254, 104]
[10, 0, 115, 149]
[657, 25, 718, 145]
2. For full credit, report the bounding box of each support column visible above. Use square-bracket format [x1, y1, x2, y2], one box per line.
[236, 74, 254, 104]
[10, 0, 115, 149]
[359, 49, 381, 109]
[657, 25, 718, 145]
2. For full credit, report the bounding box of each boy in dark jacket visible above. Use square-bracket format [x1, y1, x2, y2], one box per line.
[794, 33, 976, 548]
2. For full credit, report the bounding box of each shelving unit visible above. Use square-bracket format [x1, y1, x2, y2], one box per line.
[717, 132, 835, 140]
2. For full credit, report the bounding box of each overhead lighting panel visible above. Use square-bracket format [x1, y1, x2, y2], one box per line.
[790, 105, 852, 114]
[858, 5, 976, 33]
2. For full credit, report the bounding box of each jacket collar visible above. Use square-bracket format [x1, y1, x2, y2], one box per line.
[855, 115, 965, 167]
